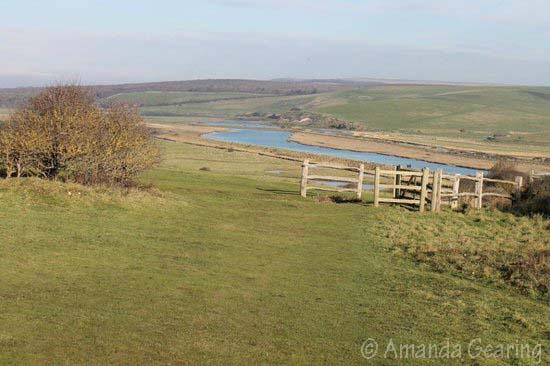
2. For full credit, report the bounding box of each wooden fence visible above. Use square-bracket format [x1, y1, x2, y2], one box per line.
[300, 159, 529, 212]
[438, 172, 523, 210]
[529, 170, 550, 183]
[300, 159, 365, 199]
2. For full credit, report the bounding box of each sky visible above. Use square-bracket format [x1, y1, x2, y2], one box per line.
[1, 0, 550, 87]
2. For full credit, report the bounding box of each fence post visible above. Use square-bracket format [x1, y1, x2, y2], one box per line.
[300, 159, 309, 198]
[431, 169, 440, 212]
[395, 165, 402, 198]
[451, 174, 460, 209]
[357, 163, 365, 200]
[436, 169, 443, 212]
[475, 171, 483, 209]
[419, 167, 429, 212]
[514, 176, 523, 199]
[374, 166, 380, 207]
[391, 166, 397, 198]
[529, 170, 534, 184]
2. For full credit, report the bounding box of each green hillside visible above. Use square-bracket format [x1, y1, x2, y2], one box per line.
[98, 85, 550, 142]
[1, 141, 548, 364]
[2, 82, 550, 150]
[102, 91, 269, 106]
[138, 93, 317, 118]
[314, 86, 550, 140]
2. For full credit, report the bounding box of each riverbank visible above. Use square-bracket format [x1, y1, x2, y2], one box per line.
[290, 131, 550, 173]
[148, 122, 377, 168]
[148, 122, 549, 173]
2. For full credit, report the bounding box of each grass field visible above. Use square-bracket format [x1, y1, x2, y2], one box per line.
[314, 86, 550, 145]
[1, 141, 548, 364]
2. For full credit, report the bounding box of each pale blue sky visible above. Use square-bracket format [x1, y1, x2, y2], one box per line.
[1, 0, 549, 86]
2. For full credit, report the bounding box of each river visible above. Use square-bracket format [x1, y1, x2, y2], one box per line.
[202, 124, 481, 175]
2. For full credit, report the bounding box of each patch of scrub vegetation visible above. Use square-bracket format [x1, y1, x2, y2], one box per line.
[1, 141, 548, 364]
[382, 208, 549, 300]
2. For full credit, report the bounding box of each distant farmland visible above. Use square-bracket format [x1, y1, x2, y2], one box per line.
[1, 80, 549, 153]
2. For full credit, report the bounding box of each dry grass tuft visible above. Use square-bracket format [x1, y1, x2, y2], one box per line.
[383, 209, 550, 300]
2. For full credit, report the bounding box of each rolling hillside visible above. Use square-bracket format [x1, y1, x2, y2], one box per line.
[1, 80, 549, 153]
[314, 86, 550, 136]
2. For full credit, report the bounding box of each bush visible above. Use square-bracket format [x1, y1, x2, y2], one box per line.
[487, 160, 525, 182]
[513, 177, 550, 217]
[0, 85, 159, 185]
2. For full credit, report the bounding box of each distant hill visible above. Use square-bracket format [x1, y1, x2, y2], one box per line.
[273, 77, 499, 87]
[0, 77, 500, 108]
[0, 79, 366, 107]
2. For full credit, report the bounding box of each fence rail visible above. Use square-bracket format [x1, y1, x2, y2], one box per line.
[529, 170, 550, 183]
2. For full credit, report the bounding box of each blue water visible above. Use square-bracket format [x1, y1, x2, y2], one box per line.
[204, 121, 280, 128]
[204, 128, 481, 175]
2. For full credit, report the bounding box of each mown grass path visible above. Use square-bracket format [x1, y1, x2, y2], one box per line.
[0, 142, 548, 365]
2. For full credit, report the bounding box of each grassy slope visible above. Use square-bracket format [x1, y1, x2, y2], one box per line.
[103, 91, 270, 106]
[314, 86, 550, 144]
[0, 142, 548, 365]
[139, 94, 317, 118]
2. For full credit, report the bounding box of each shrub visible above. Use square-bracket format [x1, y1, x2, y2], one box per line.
[487, 160, 525, 182]
[513, 177, 550, 217]
[0, 85, 159, 185]
[480, 162, 525, 209]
